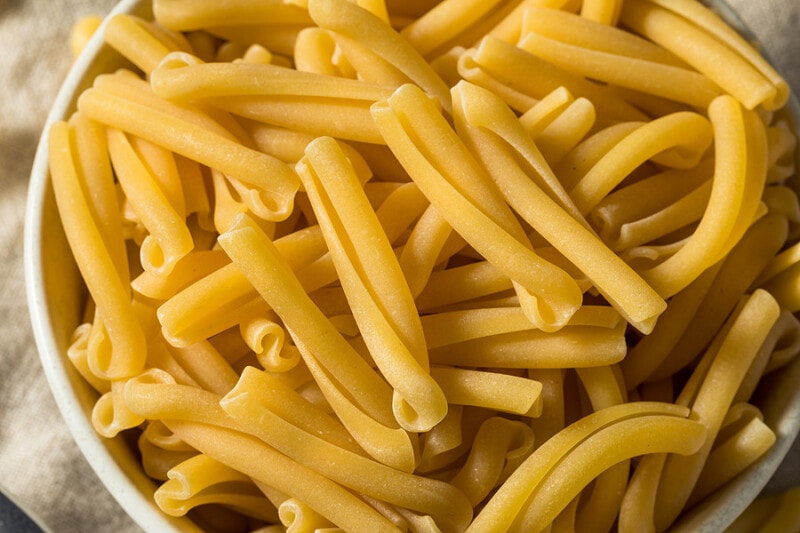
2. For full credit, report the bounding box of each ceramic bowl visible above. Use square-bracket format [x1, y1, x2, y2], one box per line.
[24, 0, 800, 531]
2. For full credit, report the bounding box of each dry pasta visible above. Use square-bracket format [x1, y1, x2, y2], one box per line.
[46, 0, 800, 531]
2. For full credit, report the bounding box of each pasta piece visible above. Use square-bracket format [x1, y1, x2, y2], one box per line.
[486, 0, 581, 44]
[449, 417, 535, 506]
[621, 0, 786, 110]
[104, 14, 190, 75]
[92, 379, 146, 438]
[590, 159, 714, 252]
[308, 0, 452, 112]
[138, 426, 198, 481]
[155, 454, 279, 522]
[67, 323, 110, 393]
[107, 128, 193, 276]
[132, 249, 230, 301]
[421, 305, 622, 349]
[519, 21, 722, 107]
[153, 0, 313, 32]
[429, 322, 627, 369]
[239, 314, 300, 373]
[568, 110, 712, 215]
[518, 85, 574, 136]
[68, 113, 130, 285]
[277, 499, 336, 532]
[49, 121, 147, 380]
[688, 404, 775, 506]
[78, 76, 300, 222]
[219, 374, 474, 532]
[297, 136, 446, 432]
[532, 96, 596, 166]
[208, 24, 307, 58]
[580, 0, 623, 24]
[430, 367, 542, 417]
[466, 402, 706, 532]
[527, 369, 566, 445]
[372, 83, 583, 331]
[69, 15, 102, 58]
[452, 81, 666, 333]
[218, 213, 418, 472]
[453, 82, 582, 221]
[458, 36, 648, 122]
[399, 0, 524, 58]
[293, 27, 343, 76]
[620, 289, 780, 531]
[417, 405, 468, 474]
[414, 260, 514, 312]
[165, 341, 238, 396]
[145, 338, 199, 388]
[554, 121, 644, 191]
[398, 204, 455, 298]
[641, 96, 764, 298]
[166, 420, 400, 533]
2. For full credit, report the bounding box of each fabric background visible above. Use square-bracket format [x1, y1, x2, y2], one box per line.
[0, 1, 797, 532]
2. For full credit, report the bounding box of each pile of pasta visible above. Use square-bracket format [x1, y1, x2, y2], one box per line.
[48, 0, 800, 531]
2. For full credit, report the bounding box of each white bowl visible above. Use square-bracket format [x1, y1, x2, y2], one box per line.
[23, 0, 800, 531]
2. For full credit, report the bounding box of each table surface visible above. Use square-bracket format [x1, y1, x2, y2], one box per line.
[1, 1, 799, 532]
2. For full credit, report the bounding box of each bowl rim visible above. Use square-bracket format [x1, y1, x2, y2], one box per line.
[23, 0, 186, 531]
[22, 0, 800, 532]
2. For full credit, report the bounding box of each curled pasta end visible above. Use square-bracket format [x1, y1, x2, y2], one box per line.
[392, 389, 448, 434]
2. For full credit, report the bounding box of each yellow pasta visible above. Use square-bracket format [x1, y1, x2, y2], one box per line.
[569, 110, 712, 215]
[297, 136, 446, 432]
[308, 0, 452, 112]
[79, 77, 300, 222]
[641, 96, 764, 298]
[220, 372, 474, 531]
[49, 121, 147, 380]
[46, 0, 800, 530]
[452, 80, 666, 333]
[154, 453, 279, 521]
[620, 290, 780, 531]
[104, 14, 189, 75]
[688, 404, 776, 506]
[466, 402, 706, 532]
[449, 417, 535, 506]
[399, 0, 523, 59]
[621, 0, 786, 110]
[373, 83, 583, 331]
[458, 35, 647, 121]
[429, 366, 543, 417]
[153, 0, 313, 32]
[428, 322, 627, 368]
[107, 128, 194, 276]
[167, 420, 400, 533]
[218, 213, 419, 472]
[580, 0, 623, 25]
[519, 9, 723, 108]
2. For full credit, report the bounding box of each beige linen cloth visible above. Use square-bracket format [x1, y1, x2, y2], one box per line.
[0, 1, 798, 532]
